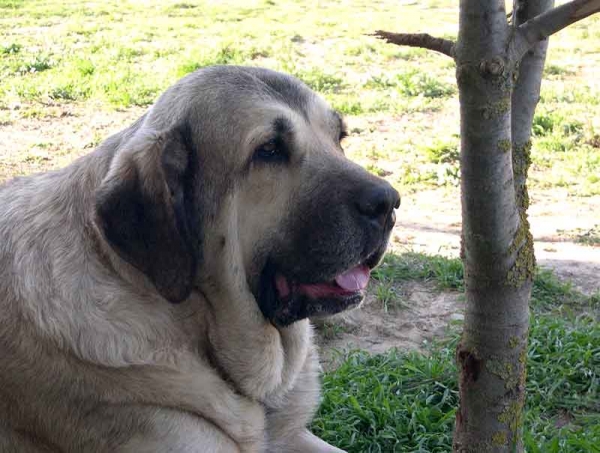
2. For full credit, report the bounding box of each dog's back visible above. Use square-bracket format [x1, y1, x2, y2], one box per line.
[0, 152, 120, 451]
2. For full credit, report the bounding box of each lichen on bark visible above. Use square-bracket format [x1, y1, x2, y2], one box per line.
[498, 400, 525, 436]
[506, 138, 536, 287]
[482, 96, 511, 119]
[498, 139, 511, 153]
[486, 358, 518, 390]
[519, 346, 527, 365]
[512, 140, 532, 174]
[512, 140, 533, 210]
[492, 431, 508, 446]
[506, 225, 535, 287]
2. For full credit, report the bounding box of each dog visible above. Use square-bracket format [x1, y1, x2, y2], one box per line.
[0, 66, 399, 452]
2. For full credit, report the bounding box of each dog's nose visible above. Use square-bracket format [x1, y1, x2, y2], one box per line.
[356, 184, 400, 227]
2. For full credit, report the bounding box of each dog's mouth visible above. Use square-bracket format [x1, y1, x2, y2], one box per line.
[256, 247, 385, 327]
[274, 264, 370, 300]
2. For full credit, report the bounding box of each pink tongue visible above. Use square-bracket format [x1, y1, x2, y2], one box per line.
[334, 265, 370, 291]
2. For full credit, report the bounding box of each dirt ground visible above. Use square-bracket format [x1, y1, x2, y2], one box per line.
[0, 103, 146, 181]
[317, 186, 599, 364]
[314, 282, 464, 369]
[1, 104, 598, 362]
[397, 186, 600, 297]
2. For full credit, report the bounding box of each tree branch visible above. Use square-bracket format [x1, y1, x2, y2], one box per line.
[511, 0, 554, 208]
[509, 0, 600, 63]
[373, 30, 456, 59]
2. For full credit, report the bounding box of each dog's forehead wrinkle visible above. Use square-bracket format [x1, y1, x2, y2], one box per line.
[238, 68, 311, 120]
[147, 69, 320, 161]
[300, 100, 342, 145]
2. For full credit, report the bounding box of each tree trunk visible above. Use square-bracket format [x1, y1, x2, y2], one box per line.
[452, 2, 533, 451]
[373, 1, 600, 451]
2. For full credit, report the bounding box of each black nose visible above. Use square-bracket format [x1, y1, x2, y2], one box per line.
[356, 184, 400, 227]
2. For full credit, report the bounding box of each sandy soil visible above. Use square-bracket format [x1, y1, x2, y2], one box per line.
[0, 102, 145, 181]
[315, 282, 464, 369]
[396, 186, 600, 296]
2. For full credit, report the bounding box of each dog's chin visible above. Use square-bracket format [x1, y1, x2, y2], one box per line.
[256, 245, 388, 327]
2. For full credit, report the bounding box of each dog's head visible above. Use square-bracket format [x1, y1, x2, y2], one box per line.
[95, 66, 399, 326]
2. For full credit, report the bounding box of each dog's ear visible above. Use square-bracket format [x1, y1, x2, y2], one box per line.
[94, 125, 199, 303]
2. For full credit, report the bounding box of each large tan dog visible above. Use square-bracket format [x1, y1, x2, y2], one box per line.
[0, 66, 399, 452]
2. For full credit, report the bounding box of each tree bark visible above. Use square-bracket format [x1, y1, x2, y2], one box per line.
[512, 0, 554, 210]
[373, 1, 599, 451]
[452, 2, 532, 451]
[510, 0, 554, 295]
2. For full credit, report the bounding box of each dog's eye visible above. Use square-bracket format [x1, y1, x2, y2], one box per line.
[254, 139, 286, 163]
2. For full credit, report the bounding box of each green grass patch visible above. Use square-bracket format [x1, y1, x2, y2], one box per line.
[0, 0, 24, 8]
[0, 0, 461, 114]
[363, 70, 455, 99]
[293, 68, 345, 94]
[374, 278, 406, 312]
[557, 225, 600, 247]
[525, 312, 599, 452]
[1, 0, 598, 194]
[1, 42, 21, 54]
[313, 346, 458, 452]
[374, 251, 598, 311]
[422, 139, 460, 165]
[372, 252, 464, 291]
[395, 70, 455, 99]
[544, 64, 575, 77]
[319, 321, 352, 341]
[16, 54, 54, 74]
[314, 253, 599, 452]
[531, 268, 582, 309]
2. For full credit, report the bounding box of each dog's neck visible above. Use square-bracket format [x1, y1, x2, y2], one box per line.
[196, 214, 311, 402]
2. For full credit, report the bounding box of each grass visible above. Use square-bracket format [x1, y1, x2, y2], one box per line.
[372, 252, 465, 291]
[557, 225, 600, 247]
[313, 347, 458, 452]
[1, 0, 599, 194]
[313, 252, 599, 452]
[319, 321, 352, 341]
[372, 251, 598, 311]
[374, 278, 406, 312]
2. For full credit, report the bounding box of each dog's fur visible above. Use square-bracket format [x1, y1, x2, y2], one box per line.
[0, 66, 399, 452]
